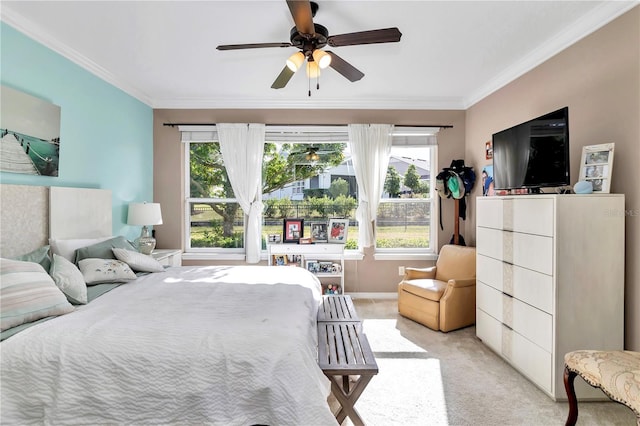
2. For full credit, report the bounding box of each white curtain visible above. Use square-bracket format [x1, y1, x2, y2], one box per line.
[217, 123, 265, 263]
[348, 124, 394, 248]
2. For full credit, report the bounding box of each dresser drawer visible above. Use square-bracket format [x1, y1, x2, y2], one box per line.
[503, 326, 552, 393]
[480, 255, 553, 313]
[508, 198, 554, 236]
[477, 254, 503, 292]
[476, 227, 553, 275]
[503, 295, 552, 352]
[505, 263, 553, 314]
[476, 308, 502, 353]
[477, 282, 503, 321]
[477, 197, 554, 237]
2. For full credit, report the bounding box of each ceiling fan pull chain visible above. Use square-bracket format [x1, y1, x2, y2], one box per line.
[308, 70, 312, 97]
[317, 73, 320, 91]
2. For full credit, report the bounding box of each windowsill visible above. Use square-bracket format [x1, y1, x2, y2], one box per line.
[373, 252, 438, 261]
[182, 252, 246, 261]
[183, 251, 435, 262]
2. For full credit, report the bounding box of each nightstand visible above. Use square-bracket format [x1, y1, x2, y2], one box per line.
[151, 249, 182, 267]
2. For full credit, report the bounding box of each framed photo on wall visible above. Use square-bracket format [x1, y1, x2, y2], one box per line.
[578, 143, 615, 193]
[283, 218, 304, 243]
[328, 218, 348, 244]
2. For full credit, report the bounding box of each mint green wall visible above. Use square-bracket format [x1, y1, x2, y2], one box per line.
[0, 23, 153, 239]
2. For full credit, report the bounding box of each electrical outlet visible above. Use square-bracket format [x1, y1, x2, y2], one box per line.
[398, 266, 405, 276]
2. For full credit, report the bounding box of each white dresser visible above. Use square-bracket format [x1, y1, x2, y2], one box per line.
[475, 194, 625, 400]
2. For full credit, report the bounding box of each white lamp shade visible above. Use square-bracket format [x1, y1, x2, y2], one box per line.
[286, 52, 305, 72]
[127, 203, 163, 226]
[312, 49, 331, 69]
[306, 61, 321, 78]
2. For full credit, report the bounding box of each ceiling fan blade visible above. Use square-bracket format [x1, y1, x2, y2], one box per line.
[286, 0, 315, 35]
[326, 51, 364, 82]
[271, 66, 296, 89]
[217, 42, 292, 51]
[327, 27, 402, 47]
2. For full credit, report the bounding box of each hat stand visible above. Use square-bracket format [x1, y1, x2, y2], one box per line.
[453, 199, 460, 245]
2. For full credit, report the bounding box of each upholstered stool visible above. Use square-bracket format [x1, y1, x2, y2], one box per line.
[563, 350, 640, 426]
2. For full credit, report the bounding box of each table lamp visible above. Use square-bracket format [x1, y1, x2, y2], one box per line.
[127, 202, 163, 255]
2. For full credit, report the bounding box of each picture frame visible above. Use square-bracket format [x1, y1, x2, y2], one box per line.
[485, 141, 493, 160]
[298, 237, 313, 245]
[306, 259, 319, 274]
[578, 143, 615, 193]
[283, 218, 304, 243]
[310, 221, 328, 243]
[272, 255, 288, 266]
[318, 261, 333, 274]
[481, 165, 495, 196]
[328, 218, 349, 244]
[267, 233, 281, 244]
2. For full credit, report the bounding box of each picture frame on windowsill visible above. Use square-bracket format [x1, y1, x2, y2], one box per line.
[328, 218, 348, 244]
[283, 218, 304, 243]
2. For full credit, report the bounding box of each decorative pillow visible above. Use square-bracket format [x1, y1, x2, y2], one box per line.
[0, 258, 74, 331]
[74, 236, 137, 265]
[49, 254, 87, 304]
[49, 237, 113, 262]
[112, 248, 165, 273]
[78, 258, 137, 285]
[11, 245, 52, 272]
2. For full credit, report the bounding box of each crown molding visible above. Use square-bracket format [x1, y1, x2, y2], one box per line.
[1, 8, 153, 106]
[463, 1, 639, 109]
[149, 96, 466, 110]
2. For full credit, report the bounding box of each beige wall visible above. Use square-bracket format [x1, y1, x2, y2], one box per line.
[153, 109, 466, 293]
[464, 7, 640, 350]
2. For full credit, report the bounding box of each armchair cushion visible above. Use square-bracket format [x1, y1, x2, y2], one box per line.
[400, 279, 447, 302]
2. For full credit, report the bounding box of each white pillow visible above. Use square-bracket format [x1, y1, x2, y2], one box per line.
[77, 258, 137, 285]
[49, 237, 113, 262]
[112, 248, 165, 273]
[49, 254, 87, 304]
[0, 258, 74, 331]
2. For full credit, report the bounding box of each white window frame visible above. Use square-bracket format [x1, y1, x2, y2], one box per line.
[374, 142, 438, 261]
[182, 125, 439, 261]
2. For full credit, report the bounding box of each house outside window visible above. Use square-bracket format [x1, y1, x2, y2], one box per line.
[183, 126, 437, 258]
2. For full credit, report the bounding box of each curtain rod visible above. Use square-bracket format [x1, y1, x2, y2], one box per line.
[163, 123, 453, 129]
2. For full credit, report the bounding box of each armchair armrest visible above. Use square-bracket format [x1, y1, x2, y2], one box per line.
[446, 278, 476, 289]
[403, 267, 436, 280]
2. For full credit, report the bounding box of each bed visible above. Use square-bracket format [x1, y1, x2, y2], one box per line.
[0, 184, 336, 425]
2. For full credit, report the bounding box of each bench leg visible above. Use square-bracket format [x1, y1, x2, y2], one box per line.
[564, 366, 579, 426]
[329, 374, 373, 426]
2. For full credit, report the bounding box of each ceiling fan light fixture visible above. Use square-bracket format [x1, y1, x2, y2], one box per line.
[306, 60, 321, 78]
[312, 49, 332, 69]
[306, 151, 320, 161]
[286, 51, 305, 72]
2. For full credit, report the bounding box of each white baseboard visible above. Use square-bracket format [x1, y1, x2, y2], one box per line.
[346, 292, 398, 299]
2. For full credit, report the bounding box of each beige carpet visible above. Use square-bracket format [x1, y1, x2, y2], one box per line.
[330, 298, 636, 426]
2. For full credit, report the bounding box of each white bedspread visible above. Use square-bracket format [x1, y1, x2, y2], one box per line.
[1, 265, 336, 425]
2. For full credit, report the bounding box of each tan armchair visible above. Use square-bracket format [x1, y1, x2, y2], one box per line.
[398, 244, 476, 332]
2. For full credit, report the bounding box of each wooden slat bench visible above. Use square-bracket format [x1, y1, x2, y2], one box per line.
[318, 296, 378, 426]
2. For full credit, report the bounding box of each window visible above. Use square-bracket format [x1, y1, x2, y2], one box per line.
[186, 141, 244, 252]
[183, 126, 437, 258]
[376, 144, 436, 252]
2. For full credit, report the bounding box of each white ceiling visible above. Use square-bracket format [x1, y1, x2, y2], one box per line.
[1, 1, 636, 110]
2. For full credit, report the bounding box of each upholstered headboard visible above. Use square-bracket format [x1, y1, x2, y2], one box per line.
[0, 184, 112, 258]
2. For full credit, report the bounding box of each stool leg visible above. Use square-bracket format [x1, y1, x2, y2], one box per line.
[564, 366, 578, 426]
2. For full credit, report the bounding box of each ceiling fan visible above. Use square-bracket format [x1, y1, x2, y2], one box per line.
[216, 0, 402, 94]
[290, 145, 330, 161]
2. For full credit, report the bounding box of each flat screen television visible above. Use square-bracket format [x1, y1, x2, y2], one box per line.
[492, 107, 570, 191]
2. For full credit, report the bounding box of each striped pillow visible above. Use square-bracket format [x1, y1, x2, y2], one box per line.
[0, 258, 74, 331]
